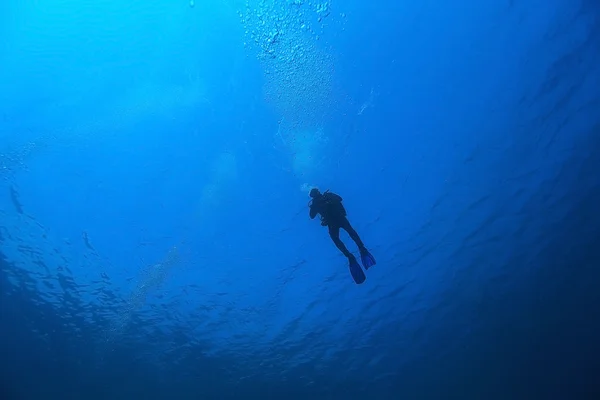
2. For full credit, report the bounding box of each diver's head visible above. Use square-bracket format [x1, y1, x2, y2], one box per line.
[309, 188, 321, 198]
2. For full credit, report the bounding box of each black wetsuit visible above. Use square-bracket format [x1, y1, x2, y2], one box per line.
[309, 191, 366, 258]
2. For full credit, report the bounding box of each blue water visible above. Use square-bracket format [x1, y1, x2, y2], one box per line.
[1, 0, 599, 398]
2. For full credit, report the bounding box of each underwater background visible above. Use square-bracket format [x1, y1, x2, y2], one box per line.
[1, 0, 599, 399]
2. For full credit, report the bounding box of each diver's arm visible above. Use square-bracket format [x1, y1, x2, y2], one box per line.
[309, 206, 318, 219]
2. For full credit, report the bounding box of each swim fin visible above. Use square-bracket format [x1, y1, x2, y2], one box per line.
[360, 249, 376, 270]
[348, 255, 366, 284]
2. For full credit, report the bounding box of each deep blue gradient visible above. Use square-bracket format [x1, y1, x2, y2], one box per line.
[1, 0, 599, 399]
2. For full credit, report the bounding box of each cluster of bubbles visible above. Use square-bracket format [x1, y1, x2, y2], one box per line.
[275, 120, 329, 178]
[0, 134, 53, 180]
[238, 1, 341, 182]
[238, 0, 336, 126]
[129, 246, 181, 309]
[196, 151, 238, 215]
[239, 0, 332, 57]
[106, 246, 181, 340]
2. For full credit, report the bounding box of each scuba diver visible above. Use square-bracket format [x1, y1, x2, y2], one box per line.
[309, 188, 376, 284]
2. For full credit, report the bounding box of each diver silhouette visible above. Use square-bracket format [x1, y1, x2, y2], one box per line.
[308, 188, 376, 284]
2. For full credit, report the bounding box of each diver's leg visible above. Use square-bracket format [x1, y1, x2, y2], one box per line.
[340, 218, 366, 251]
[342, 218, 376, 268]
[331, 223, 366, 284]
[328, 225, 353, 258]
